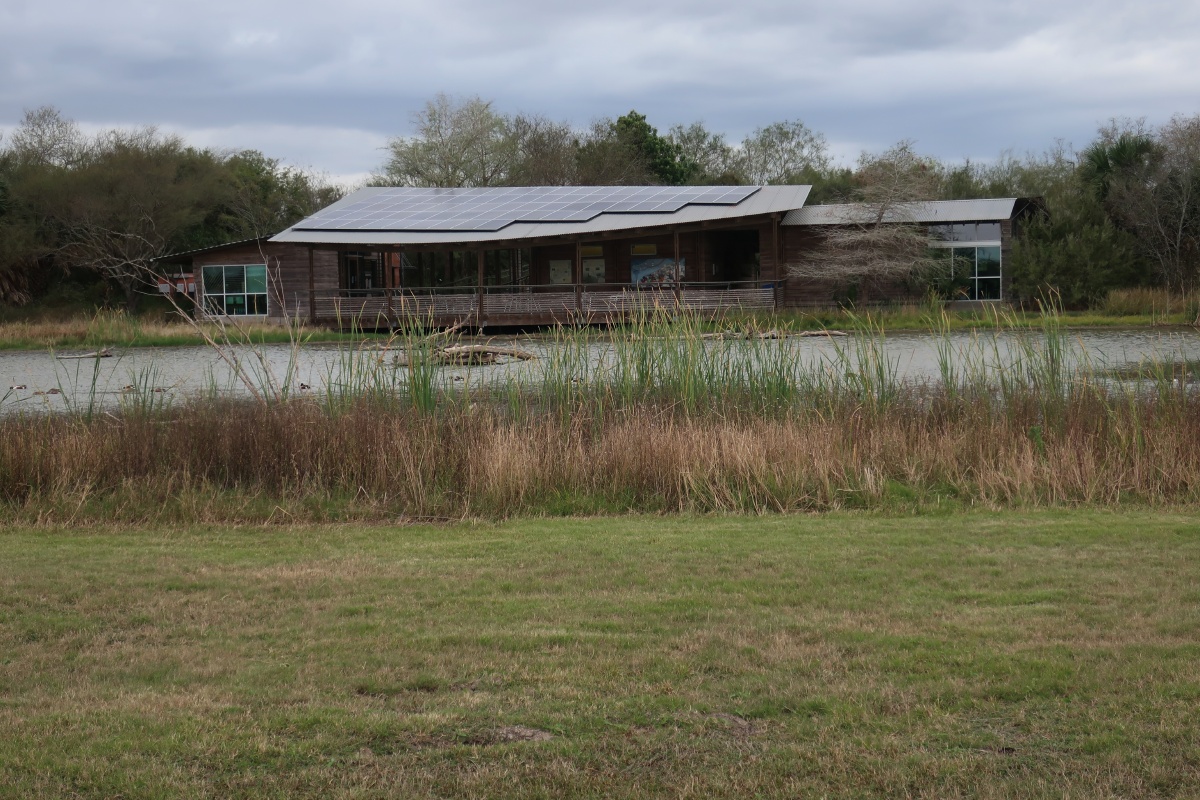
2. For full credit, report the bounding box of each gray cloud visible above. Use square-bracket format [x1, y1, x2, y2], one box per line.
[2, 0, 1198, 183]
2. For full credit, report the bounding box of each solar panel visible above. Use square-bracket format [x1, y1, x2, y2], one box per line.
[295, 186, 761, 232]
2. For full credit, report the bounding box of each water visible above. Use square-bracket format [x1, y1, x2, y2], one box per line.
[3, 328, 1199, 413]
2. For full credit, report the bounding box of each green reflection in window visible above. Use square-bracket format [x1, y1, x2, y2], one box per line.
[975, 279, 1002, 300]
[976, 247, 1001, 278]
[202, 266, 223, 294]
[245, 264, 267, 294]
[202, 264, 268, 316]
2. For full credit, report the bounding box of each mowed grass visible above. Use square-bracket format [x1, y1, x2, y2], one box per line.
[2, 510, 1199, 798]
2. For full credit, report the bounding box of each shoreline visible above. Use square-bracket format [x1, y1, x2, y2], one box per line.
[0, 310, 1196, 352]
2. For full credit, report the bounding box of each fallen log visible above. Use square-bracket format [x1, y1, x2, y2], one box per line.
[57, 347, 114, 359]
[441, 344, 536, 361]
[393, 343, 537, 367]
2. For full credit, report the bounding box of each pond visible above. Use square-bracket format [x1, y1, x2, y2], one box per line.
[2, 327, 1199, 413]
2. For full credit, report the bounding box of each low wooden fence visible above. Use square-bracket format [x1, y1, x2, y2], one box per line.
[310, 283, 777, 328]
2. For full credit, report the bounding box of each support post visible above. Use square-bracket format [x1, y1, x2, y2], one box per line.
[673, 230, 681, 308]
[383, 248, 394, 324]
[476, 249, 485, 329]
[307, 246, 316, 321]
[771, 213, 782, 309]
[574, 240, 583, 320]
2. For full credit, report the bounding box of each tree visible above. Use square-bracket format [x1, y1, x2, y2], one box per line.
[213, 150, 344, 242]
[574, 119, 655, 186]
[612, 111, 697, 185]
[506, 114, 580, 186]
[5, 106, 86, 170]
[376, 94, 515, 187]
[739, 120, 830, 185]
[668, 122, 742, 184]
[0, 107, 87, 305]
[51, 128, 229, 312]
[1009, 198, 1146, 308]
[1102, 115, 1200, 290]
[787, 141, 945, 287]
[1079, 127, 1155, 203]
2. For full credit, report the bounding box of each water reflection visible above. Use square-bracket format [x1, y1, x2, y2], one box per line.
[3, 327, 1199, 413]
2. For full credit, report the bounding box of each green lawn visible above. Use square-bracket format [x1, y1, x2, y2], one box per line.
[2, 510, 1198, 798]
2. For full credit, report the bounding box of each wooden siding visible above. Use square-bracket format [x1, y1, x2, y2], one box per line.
[780, 220, 1019, 308]
[191, 242, 337, 321]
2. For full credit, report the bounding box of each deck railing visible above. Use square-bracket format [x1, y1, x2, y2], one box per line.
[310, 281, 777, 327]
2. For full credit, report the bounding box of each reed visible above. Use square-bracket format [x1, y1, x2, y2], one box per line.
[2, 306, 1197, 523]
[1102, 286, 1200, 319]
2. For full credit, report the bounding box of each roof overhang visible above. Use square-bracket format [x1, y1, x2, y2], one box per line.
[783, 198, 1026, 226]
[271, 185, 810, 248]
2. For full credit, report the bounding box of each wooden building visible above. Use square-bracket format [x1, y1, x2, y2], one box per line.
[781, 198, 1040, 307]
[162, 188, 1038, 329]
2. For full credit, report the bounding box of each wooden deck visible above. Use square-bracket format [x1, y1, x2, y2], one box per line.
[310, 284, 778, 329]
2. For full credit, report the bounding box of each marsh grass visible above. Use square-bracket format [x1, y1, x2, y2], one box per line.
[2, 305, 1199, 523]
[1102, 287, 1200, 320]
[2, 511, 1199, 797]
[0, 307, 378, 350]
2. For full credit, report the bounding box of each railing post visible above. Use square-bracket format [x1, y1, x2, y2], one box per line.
[307, 246, 316, 321]
[574, 240, 583, 320]
[673, 231, 681, 309]
[771, 213, 782, 310]
[384, 248, 394, 324]
[476, 249, 485, 328]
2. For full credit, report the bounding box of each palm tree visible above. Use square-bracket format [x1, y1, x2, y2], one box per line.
[1078, 133, 1155, 203]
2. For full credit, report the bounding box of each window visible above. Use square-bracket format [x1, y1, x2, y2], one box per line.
[929, 223, 1002, 243]
[341, 251, 381, 291]
[928, 223, 1003, 301]
[548, 259, 572, 285]
[202, 264, 268, 315]
[581, 245, 605, 284]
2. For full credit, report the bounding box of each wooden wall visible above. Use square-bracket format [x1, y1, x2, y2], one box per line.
[191, 243, 337, 320]
[780, 220, 1018, 308]
[526, 225, 776, 287]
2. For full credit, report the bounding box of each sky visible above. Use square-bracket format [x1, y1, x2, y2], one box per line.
[2, 0, 1198, 186]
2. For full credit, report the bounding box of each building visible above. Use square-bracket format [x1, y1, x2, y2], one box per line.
[163, 186, 1038, 328]
[782, 198, 1041, 307]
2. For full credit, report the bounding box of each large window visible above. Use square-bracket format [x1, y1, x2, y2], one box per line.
[341, 251, 381, 291]
[202, 264, 268, 315]
[929, 223, 1003, 301]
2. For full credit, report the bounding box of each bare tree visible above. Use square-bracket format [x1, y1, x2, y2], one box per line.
[788, 141, 944, 285]
[6, 106, 87, 170]
[740, 120, 830, 185]
[376, 94, 515, 187]
[55, 128, 227, 312]
[574, 119, 655, 185]
[668, 122, 741, 184]
[506, 113, 579, 185]
[1105, 114, 1200, 291]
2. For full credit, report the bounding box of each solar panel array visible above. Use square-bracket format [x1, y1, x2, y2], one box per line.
[296, 186, 761, 232]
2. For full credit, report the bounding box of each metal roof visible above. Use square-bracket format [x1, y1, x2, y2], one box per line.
[783, 198, 1021, 226]
[271, 185, 811, 247]
[295, 185, 760, 233]
[157, 237, 268, 261]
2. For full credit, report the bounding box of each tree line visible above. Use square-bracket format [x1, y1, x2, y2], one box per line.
[2, 97, 1198, 311]
[0, 107, 342, 310]
[376, 95, 1200, 306]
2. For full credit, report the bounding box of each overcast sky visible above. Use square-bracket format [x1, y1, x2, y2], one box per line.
[2, 0, 1197, 185]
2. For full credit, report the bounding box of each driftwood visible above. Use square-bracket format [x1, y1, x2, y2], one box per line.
[699, 329, 850, 340]
[56, 347, 114, 359]
[394, 342, 537, 367]
[440, 344, 536, 362]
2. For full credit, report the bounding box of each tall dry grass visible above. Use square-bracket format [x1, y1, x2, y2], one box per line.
[2, 306, 1198, 523]
[2, 386, 1197, 523]
[1102, 287, 1200, 319]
